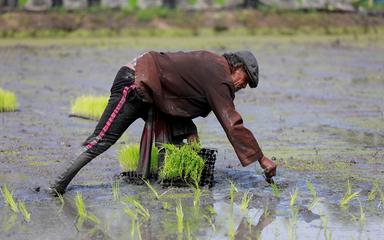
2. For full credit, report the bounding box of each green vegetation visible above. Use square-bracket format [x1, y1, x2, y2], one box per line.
[271, 183, 281, 198]
[367, 182, 380, 201]
[122, 197, 150, 220]
[176, 200, 184, 237]
[358, 200, 365, 226]
[290, 188, 298, 207]
[193, 185, 202, 209]
[118, 144, 158, 173]
[1, 185, 19, 213]
[75, 192, 100, 225]
[240, 191, 252, 211]
[159, 143, 205, 183]
[306, 180, 319, 210]
[0, 88, 17, 112]
[112, 180, 120, 201]
[142, 179, 170, 200]
[18, 200, 30, 222]
[70, 95, 108, 120]
[55, 190, 65, 212]
[229, 180, 238, 205]
[339, 180, 360, 207]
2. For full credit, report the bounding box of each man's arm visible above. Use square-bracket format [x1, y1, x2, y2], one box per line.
[205, 83, 276, 179]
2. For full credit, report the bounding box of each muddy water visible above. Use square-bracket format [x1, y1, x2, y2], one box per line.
[0, 36, 384, 239]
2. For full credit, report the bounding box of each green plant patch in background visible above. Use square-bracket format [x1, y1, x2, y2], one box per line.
[0, 87, 17, 112]
[159, 143, 205, 183]
[70, 95, 108, 120]
[118, 144, 158, 173]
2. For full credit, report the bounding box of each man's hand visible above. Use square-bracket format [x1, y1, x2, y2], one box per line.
[259, 155, 277, 183]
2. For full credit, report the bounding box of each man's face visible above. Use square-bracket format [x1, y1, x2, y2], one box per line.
[231, 67, 249, 91]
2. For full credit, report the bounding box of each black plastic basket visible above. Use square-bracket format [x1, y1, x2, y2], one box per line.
[160, 147, 217, 188]
[120, 147, 217, 188]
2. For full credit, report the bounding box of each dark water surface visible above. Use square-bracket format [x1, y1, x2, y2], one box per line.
[1, 36, 383, 239]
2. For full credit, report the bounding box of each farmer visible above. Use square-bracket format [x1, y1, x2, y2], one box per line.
[50, 50, 277, 195]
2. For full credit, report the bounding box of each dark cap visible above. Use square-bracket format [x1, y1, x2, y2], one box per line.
[234, 50, 259, 88]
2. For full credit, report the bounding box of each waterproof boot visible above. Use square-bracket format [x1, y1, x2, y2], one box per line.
[50, 152, 93, 195]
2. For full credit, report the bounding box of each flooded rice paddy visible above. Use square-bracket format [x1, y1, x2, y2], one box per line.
[0, 36, 384, 239]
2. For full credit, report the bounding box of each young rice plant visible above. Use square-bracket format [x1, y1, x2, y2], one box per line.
[1, 185, 19, 213]
[18, 200, 30, 222]
[0, 87, 17, 112]
[339, 180, 360, 208]
[118, 144, 158, 173]
[70, 95, 108, 120]
[159, 143, 204, 183]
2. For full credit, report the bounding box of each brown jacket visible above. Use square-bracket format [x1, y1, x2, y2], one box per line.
[135, 51, 263, 166]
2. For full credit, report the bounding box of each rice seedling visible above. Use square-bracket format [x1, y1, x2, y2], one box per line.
[358, 200, 365, 226]
[75, 192, 100, 225]
[1, 185, 19, 213]
[193, 184, 202, 209]
[70, 95, 108, 120]
[306, 180, 319, 210]
[240, 191, 253, 211]
[287, 207, 298, 240]
[206, 205, 217, 216]
[229, 180, 238, 205]
[159, 143, 205, 183]
[54, 189, 65, 209]
[186, 222, 192, 240]
[162, 202, 170, 210]
[3, 213, 18, 233]
[18, 200, 30, 222]
[124, 208, 138, 239]
[124, 207, 138, 220]
[75, 192, 87, 219]
[142, 179, 170, 200]
[271, 183, 281, 198]
[0, 87, 17, 112]
[203, 214, 216, 232]
[112, 180, 120, 201]
[176, 200, 184, 237]
[290, 188, 298, 208]
[339, 180, 360, 207]
[122, 197, 150, 220]
[367, 182, 379, 201]
[118, 144, 158, 173]
[306, 180, 317, 198]
[320, 214, 332, 240]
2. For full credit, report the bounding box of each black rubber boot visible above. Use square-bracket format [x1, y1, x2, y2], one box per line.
[50, 152, 93, 195]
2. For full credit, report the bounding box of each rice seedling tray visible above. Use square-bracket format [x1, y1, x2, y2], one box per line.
[118, 147, 217, 188]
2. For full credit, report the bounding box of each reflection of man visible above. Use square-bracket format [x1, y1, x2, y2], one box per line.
[50, 50, 277, 195]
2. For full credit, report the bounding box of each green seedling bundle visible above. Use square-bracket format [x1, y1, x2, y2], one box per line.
[0, 87, 17, 112]
[118, 144, 158, 173]
[160, 143, 205, 184]
[70, 95, 108, 120]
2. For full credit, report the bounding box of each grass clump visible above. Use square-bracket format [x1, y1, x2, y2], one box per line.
[339, 180, 360, 208]
[159, 143, 205, 183]
[0, 88, 17, 112]
[1, 185, 19, 213]
[70, 95, 108, 120]
[118, 144, 158, 173]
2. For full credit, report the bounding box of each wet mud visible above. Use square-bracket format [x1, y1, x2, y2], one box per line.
[0, 36, 384, 239]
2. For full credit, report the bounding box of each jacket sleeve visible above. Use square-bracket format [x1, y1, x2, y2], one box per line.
[206, 83, 264, 167]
